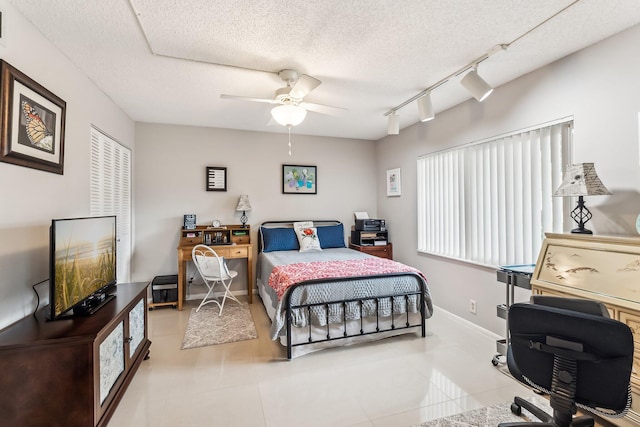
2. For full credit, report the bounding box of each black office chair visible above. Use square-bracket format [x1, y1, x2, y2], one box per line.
[499, 296, 634, 427]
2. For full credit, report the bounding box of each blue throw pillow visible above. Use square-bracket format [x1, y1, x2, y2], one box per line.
[260, 227, 299, 252]
[317, 224, 346, 249]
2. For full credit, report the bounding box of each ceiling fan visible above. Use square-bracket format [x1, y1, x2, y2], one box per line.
[220, 69, 346, 127]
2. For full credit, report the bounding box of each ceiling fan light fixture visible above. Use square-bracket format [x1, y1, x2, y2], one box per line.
[271, 104, 307, 127]
[460, 67, 493, 102]
[417, 93, 435, 122]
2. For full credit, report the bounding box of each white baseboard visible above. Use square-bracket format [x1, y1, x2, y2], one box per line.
[432, 304, 502, 341]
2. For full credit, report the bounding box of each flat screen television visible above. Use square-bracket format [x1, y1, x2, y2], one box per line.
[48, 215, 117, 320]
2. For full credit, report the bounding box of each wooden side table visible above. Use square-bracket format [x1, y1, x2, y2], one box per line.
[348, 242, 393, 260]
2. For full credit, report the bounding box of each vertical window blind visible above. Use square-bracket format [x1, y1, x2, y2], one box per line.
[417, 120, 571, 267]
[90, 127, 132, 282]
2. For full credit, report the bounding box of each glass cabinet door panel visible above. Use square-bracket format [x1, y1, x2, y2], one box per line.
[129, 298, 145, 358]
[99, 322, 124, 405]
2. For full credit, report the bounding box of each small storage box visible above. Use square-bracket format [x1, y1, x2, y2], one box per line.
[151, 274, 178, 303]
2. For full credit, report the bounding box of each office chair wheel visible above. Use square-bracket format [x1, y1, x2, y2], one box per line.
[491, 354, 505, 366]
[510, 402, 522, 416]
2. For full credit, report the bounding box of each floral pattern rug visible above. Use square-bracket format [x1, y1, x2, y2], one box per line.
[181, 303, 257, 350]
[413, 399, 546, 426]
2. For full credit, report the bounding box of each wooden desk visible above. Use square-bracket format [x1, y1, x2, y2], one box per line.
[177, 243, 253, 310]
[530, 233, 640, 426]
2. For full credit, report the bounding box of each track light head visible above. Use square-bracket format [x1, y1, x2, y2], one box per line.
[461, 68, 493, 102]
[417, 94, 435, 122]
[388, 113, 400, 135]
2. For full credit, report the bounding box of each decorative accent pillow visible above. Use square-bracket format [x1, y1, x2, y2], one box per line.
[295, 226, 322, 252]
[260, 227, 299, 252]
[293, 221, 314, 232]
[317, 224, 346, 249]
[195, 255, 225, 278]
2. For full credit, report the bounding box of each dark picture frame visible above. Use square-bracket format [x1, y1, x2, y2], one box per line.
[206, 166, 227, 191]
[282, 164, 317, 194]
[0, 60, 66, 174]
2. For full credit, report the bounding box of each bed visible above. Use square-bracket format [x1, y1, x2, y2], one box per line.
[256, 220, 433, 359]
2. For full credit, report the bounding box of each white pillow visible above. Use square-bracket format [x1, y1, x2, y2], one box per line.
[195, 255, 225, 278]
[293, 221, 314, 232]
[295, 226, 322, 252]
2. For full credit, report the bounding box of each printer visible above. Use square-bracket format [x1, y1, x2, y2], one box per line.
[355, 219, 386, 231]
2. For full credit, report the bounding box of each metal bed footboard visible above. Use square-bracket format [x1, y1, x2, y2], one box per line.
[284, 272, 427, 359]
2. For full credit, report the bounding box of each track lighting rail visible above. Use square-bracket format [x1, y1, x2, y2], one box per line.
[383, 0, 582, 131]
[383, 45, 504, 117]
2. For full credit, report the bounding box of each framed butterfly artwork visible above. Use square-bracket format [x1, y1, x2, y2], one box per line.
[0, 61, 66, 174]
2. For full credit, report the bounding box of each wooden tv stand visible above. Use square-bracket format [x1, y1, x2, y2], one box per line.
[0, 282, 151, 427]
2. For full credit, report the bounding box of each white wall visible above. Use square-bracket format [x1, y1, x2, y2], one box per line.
[0, 1, 135, 330]
[376, 24, 640, 335]
[133, 123, 377, 292]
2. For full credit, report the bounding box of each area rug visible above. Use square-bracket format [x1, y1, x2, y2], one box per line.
[414, 400, 538, 426]
[181, 304, 258, 350]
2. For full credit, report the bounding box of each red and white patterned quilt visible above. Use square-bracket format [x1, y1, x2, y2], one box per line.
[268, 257, 426, 300]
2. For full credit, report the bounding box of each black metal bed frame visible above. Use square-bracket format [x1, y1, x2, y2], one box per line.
[259, 221, 427, 360]
[284, 272, 427, 359]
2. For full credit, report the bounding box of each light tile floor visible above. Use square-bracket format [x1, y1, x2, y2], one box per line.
[108, 297, 539, 427]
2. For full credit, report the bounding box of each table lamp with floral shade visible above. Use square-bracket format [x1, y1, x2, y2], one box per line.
[553, 163, 611, 234]
[236, 194, 252, 228]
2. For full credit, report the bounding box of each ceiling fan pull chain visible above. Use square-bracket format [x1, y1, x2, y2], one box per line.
[288, 125, 292, 156]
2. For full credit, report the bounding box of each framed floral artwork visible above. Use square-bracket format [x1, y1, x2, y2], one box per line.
[386, 168, 401, 196]
[282, 164, 317, 194]
[0, 61, 66, 174]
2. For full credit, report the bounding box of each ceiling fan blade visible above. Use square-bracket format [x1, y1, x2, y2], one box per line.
[300, 101, 347, 116]
[289, 74, 321, 99]
[220, 94, 279, 104]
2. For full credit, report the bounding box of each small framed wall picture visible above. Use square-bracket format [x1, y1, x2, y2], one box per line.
[206, 166, 227, 191]
[386, 168, 401, 197]
[282, 164, 317, 194]
[183, 214, 196, 230]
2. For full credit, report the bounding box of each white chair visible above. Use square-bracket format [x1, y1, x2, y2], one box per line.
[191, 244, 241, 315]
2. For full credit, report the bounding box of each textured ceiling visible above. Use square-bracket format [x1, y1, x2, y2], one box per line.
[10, 0, 640, 140]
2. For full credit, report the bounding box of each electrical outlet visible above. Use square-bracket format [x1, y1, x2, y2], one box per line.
[469, 299, 477, 314]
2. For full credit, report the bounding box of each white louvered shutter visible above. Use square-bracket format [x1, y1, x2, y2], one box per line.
[90, 127, 132, 282]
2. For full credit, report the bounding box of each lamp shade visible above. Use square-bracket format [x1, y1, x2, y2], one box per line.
[388, 113, 399, 135]
[553, 163, 611, 197]
[460, 69, 493, 102]
[417, 94, 435, 122]
[271, 105, 307, 127]
[236, 194, 252, 211]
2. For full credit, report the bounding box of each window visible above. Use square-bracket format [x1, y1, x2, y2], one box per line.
[90, 127, 132, 282]
[417, 120, 572, 267]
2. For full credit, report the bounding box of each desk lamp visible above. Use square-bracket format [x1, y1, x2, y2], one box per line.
[236, 194, 252, 228]
[553, 163, 611, 234]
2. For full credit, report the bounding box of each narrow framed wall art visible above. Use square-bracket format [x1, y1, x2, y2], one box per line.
[386, 168, 401, 196]
[206, 166, 227, 191]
